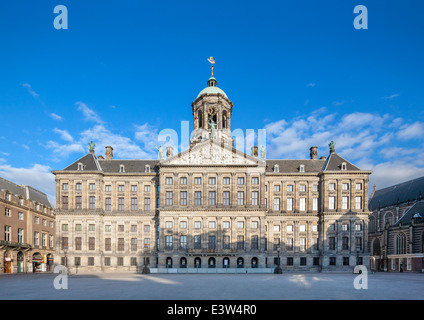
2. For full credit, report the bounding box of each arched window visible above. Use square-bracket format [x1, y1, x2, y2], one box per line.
[208, 257, 216, 268]
[223, 257, 230, 268]
[383, 212, 393, 229]
[222, 110, 227, 129]
[166, 257, 173, 268]
[194, 257, 201, 268]
[369, 216, 376, 233]
[180, 257, 187, 268]
[237, 257, 244, 268]
[396, 233, 406, 255]
[251, 257, 258, 268]
[120, 165, 125, 173]
[198, 110, 203, 129]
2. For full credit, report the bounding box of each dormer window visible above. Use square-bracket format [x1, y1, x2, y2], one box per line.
[145, 165, 151, 173]
[77, 163, 84, 171]
[120, 165, 125, 173]
[341, 162, 347, 171]
[299, 164, 305, 173]
[274, 164, 279, 173]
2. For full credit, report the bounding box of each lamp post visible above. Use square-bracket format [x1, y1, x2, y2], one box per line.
[274, 245, 282, 274]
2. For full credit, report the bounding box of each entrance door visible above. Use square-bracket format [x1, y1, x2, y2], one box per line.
[4, 252, 12, 273]
[17, 252, 24, 273]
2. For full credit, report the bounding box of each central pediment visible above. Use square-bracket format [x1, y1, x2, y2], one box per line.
[161, 140, 262, 166]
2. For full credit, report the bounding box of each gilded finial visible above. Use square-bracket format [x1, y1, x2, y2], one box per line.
[207, 57, 215, 76]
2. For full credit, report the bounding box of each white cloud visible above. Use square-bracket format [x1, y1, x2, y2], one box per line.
[76, 102, 104, 124]
[0, 162, 56, 206]
[397, 121, 424, 140]
[21, 83, 40, 98]
[50, 113, 63, 121]
[21, 144, 30, 150]
[382, 93, 399, 100]
[53, 128, 74, 142]
[306, 83, 316, 87]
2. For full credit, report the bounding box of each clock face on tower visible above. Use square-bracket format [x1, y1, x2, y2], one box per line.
[208, 105, 217, 116]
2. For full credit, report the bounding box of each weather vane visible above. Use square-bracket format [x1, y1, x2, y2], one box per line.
[207, 57, 215, 76]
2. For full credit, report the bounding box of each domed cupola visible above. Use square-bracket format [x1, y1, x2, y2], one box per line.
[191, 57, 234, 147]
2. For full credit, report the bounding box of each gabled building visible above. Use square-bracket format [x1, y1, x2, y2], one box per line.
[53, 69, 372, 272]
[0, 177, 55, 273]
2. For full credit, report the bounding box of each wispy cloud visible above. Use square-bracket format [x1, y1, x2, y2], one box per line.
[306, 83, 316, 87]
[21, 83, 40, 98]
[50, 113, 63, 121]
[264, 109, 424, 190]
[382, 93, 399, 100]
[76, 102, 104, 124]
[53, 128, 74, 142]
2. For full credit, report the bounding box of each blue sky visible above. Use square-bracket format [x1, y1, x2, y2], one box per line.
[1, 0, 424, 203]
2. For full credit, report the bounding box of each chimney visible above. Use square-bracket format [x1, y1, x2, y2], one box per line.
[167, 146, 174, 158]
[310, 146, 318, 160]
[251, 146, 258, 157]
[105, 146, 113, 160]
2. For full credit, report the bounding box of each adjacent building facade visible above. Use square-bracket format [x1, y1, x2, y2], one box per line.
[369, 176, 424, 272]
[53, 71, 372, 272]
[0, 177, 55, 273]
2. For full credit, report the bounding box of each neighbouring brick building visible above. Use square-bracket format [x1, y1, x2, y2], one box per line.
[0, 177, 55, 273]
[53, 67, 372, 273]
[369, 176, 424, 272]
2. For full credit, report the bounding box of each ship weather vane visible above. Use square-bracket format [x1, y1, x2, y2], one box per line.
[208, 56, 215, 76]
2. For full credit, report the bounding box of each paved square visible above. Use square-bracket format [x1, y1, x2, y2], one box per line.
[0, 272, 423, 300]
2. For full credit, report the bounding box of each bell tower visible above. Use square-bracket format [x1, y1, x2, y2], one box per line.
[191, 58, 233, 147]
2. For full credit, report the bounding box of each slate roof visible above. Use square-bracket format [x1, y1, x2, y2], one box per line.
[394, 200, 424, 226]
[98, 160, 159, 173]
[369, 176, 424, 211]
[323, 153, 361, 171]
[63, 153, 101, 171]
[265, 159, 326, 173]
[0, 176, 53, 208]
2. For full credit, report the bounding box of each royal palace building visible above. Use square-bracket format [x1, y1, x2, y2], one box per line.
[53, 67, 372, 272]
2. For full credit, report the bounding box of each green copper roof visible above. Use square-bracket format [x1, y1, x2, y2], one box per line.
[196, 76, 228, 99]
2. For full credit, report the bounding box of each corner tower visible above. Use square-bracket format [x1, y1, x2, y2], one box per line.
[191, 58, 234, 147]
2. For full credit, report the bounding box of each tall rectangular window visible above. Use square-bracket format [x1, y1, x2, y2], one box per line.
[89, 196, 95, 209]
[251, 235, 258, 250]
[131, 238, 137, 251]
[287, 198, 293, 211]
[208, 235, 216, 250]
[329, 196, 335, 210]
[165, 236, 173, 250]
[209, 191, 216, 205]
[180, 236, 187, 250]
[299, 198, 306, 211]
[4, 226, 11, 242]
[300, 238, 306, 252]
[286, 238, 293, 251]
[329, 237, 336, 250]
[144, 198, 150, 211]
[313, 198, 318, 211]
[237, 236, 244, 250]
[342, 196, 349, 210]
[194, 191, 202, 206]
[105, 198, 111, 211]
[105, 238, 111, 251]
[274, 198, 280, 211]
[89, 237, 96, 251]
[251, 191, 258, 205]
[118, 198, 124, 211]
[62, 196, 68, 210]
[18, 228, 23, 243]
[131, 198, 138, 211]
[118, 238, 125, 251]
[223, 191, 230, 206]
[166, 192, 173, 206]
[237, 191, 244, 205]
[180, 191, 187, 206]
[223, 236, 230, 250]
[194, 235, 201, 249]
[75, 196, 82, 210]
[75, 237, 82, 251]
[355, 197, 362, 210]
